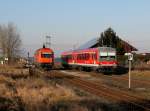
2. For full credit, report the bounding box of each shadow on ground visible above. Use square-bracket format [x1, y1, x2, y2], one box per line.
[102, 66, 128, 75]
[0, 91, 149, 111]
[0, 97, 24, 111]
[51, 99, 149, 111]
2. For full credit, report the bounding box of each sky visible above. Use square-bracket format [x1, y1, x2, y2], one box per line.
[0, 0, 150, 57]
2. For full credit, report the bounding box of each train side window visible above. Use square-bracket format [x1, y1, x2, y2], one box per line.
[77, 54, 80, 60]
[68, 55, 70, 60]
[88, 54, 89, 60]
[82, 54, 84, 60]
[83, 54, 85, 60]
[67, 55, 69, 60]
[90, 53, 92, 59]
[85, 54, 87, 60]
[94, 54, 97, 60]
[92, 54, 96, 60]
[69, 55, 72, 60]
[84, 54, 86, 60]
[79, 54, 80, 60]
[92, 54, 94, 60]
[86, 54, 89, 60]
[91, 54, 93, 60]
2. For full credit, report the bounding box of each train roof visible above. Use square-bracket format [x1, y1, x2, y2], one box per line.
[35, 48, 53, 53]
[61, 47, 116, 55]
[61, 47, 97, 55]
[98, 47, 116, 51]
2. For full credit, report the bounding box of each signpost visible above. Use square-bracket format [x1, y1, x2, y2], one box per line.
[4, 57, 8, 64]
[125, 53, 133, 89]
[128, 59, 131, 89]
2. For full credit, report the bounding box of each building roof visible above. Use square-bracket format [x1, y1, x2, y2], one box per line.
[77, 38, 98, 50]
[77, 37, 138, 53]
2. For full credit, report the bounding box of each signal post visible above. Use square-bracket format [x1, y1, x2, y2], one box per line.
[125, 53, 133, 89]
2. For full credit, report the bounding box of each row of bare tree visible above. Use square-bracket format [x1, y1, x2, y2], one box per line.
[0, 23, 22, 64]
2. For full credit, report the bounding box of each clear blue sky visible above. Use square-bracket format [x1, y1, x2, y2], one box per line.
[0, 0, 150, 56]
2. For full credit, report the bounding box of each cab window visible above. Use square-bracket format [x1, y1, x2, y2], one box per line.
[41, 54, 52, 58]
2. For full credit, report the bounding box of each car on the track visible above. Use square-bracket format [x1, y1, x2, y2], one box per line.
[61, 47, 117, 72]
[34, 46, 54, 69]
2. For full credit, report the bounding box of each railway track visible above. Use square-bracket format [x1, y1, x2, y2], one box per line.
[46, 70, 150, 111]
[91, 72, 150, 87]
[66, 69, 150, 88]
[65, 77, 150, 111]
[33, 69, 150, 110]
[114, 76, 150, 86]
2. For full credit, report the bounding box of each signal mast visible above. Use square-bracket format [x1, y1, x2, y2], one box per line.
[45, 36, 51, 48]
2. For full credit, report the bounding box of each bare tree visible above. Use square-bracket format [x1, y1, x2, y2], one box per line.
[0, 23, 22, 64]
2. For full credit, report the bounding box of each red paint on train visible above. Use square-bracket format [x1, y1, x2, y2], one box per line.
[61, 47, 117, 72]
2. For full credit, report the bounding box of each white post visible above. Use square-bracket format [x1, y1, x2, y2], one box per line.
[129, 60, 131, 89]
[125, 53, 133, 89]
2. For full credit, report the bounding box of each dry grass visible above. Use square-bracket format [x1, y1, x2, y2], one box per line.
[16, 78, 77, 104]
[132, 70, 150, 77]
[0, 84, 14, 98]
[0, 75, 17, 98]
[134, 63, 150, 71]
[0, 75, 15, 83]
[0, 66, 79, 111]
[131, 70, 150, 81]
[0, 65, 28, 74]
[1, 65, 149, 111]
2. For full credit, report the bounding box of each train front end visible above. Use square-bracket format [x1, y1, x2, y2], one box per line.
[97, 47, 117, 72]
[34, 48, 54, 69]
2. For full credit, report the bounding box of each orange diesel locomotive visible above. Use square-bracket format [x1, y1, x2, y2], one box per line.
[34, 47, 54, 69]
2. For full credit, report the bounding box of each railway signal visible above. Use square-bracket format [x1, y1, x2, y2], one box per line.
[125, 53, 133, 89]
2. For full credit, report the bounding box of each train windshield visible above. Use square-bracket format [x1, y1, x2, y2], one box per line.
[99, 52, 116, 61]
[41, 54, 52, 58]
[100, 56, 116, 61]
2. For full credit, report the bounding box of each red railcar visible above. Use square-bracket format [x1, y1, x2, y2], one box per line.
[34, 48, 54, 69]
[61, 47, 117, 72]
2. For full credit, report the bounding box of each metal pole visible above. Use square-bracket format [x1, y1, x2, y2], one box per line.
[73, 44, 76, 51]
[49, 36, 51, 48]
[46, 36, 51, 48]
[28, 52, 29, 60]
[27, 52, 30, 65]
[129, 60, 131, 89]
